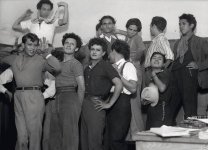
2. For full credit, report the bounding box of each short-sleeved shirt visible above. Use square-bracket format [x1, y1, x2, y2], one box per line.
[143, 69, 171, 104]
[2, 53, 60, 87]
[126, 34, 146, 62]
[21, 19, 59, 44]
[144, 33, 174, 68]
[84, 60, 120, 99]
[111, 58, 138, 95]
[55, 58, 83, 88]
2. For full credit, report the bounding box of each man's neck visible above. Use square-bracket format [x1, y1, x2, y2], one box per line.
[64, 53, 74, 62]
[182, 31, 194, 38]
[152, 68, 162, 73]
[90, 59, 102, 68]
[153, 31, 163, 38]
[103, 33, 113, 38]
[115, 56, 124, 64]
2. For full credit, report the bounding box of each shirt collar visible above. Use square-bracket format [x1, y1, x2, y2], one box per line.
[88, 59, 103, 69]
[100, 34, 116, 42]
[153, 33, 165, 41]
[115, 58, 126, 68]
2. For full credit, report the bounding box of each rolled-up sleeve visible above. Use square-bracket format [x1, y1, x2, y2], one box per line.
[43, 55, 61, 75]
[0, 68, 13, 84]
[20, 20, 32, 30]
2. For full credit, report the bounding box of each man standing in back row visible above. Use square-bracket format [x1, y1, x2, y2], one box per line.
[12, 0, 69, 44]
[144, 16, 174, 69]
[171, 14, 208, 120]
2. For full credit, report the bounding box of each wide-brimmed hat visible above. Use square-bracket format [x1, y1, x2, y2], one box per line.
[141, 83, 159, 107]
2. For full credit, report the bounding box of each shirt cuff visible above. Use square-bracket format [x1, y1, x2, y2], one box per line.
[46, 54, 52, 59]
[43, 92, 49, 99]
[0, 85, 7, 94]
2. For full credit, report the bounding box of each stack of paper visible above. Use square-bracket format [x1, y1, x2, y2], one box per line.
[188, 117, 208, 124]
[150, 125, 199, 137]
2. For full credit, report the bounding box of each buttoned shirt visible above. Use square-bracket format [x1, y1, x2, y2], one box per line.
[111, 58, 138, 95]
[144, 33, 174, 68]
[84, 60, 119, 99]
[21, 19, 59, 44]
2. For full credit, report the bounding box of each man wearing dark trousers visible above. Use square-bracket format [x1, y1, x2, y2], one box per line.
[171, 14, 208, 120]
[80, 38, 122, 150]
[106, 40, 138, 150]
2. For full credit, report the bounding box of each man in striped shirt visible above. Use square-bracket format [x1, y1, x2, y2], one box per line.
[144, 16, 174, 69]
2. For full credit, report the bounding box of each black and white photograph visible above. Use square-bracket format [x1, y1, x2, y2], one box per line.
[0, 0, 208, 150]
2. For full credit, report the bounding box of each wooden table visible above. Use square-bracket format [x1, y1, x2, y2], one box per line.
[133, 131, 208, 150]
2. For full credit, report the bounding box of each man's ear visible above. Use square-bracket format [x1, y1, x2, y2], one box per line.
[75, 48, 79, 52]
[102, 51, 106, 56]
[190, 24, 195, 30]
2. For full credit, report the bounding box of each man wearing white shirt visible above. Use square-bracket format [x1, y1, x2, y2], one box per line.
[105, 40, 138, 150]
[144, 16, 174, 69]
[12, 0, 69, 44]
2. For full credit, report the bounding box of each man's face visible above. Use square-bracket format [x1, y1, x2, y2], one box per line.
[150, 54, 164, 68]
[63, 38, 78, 55]
[24, 39, 38, 57]
[90, 44, 106, 60]
[127, 25, 138, 38]
[101, 18, 115, 34]
[179, 19, 194, 35]
[39, 4, 52, 18]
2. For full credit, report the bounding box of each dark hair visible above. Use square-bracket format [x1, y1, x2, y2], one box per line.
[151, 16, 167, 32]
[179, 13, 197, 31]
[37, 0, 53, 10]
[150, 52, 166, 63]
[51, 49, 64, 62]
[22, 33, 39, 44]
[88, 38, 108, 52]
[62, 33, 83, 49]
[96, 23, 102, 31]
[126, 18, 142, 32]
[99, 15, 116, 25]
[111, 40, 130, 60]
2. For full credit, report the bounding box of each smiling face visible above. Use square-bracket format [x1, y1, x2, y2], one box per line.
[150, 53, 165, 69]
[90, 44, 106, 60]
[24, 39, 38, 56]
[127, 25, 138, 38]
[101, 18, 115, 34]
[63, 38, 78, 55]
[39, 3, 52, 18]
[179, 19, 194, 35]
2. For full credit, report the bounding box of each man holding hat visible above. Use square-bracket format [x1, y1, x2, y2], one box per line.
[142, 52, 173, 130]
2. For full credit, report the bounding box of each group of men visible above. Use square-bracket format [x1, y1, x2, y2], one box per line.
[1, 0, 208, 150]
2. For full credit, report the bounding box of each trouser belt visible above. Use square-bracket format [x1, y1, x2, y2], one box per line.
[16, 86, 41, 91]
